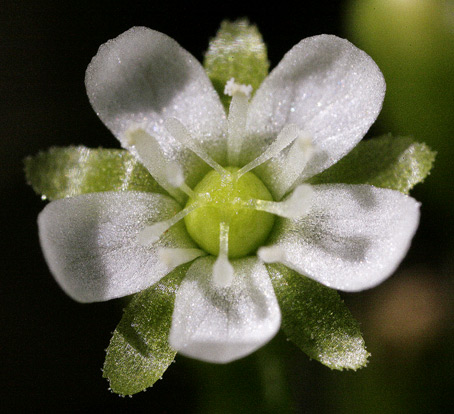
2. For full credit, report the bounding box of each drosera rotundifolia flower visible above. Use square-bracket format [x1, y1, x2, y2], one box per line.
[25, 20, 435, 395]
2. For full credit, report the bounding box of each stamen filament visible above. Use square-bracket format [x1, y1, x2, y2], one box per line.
[179, 182, 197, 199]
[227, 93, 249, 166]
[126, 128, 186, 203]
[275, 131, 314, 199]
[237, 124, 300, 177]
[244, 184, 314, 219]
[165, 117, 228, 176]
[137, 201, 203, 246]
[212, 222, 234, 288]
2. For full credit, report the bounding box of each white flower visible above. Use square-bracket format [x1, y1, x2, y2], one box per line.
[38, 27, 420, 363]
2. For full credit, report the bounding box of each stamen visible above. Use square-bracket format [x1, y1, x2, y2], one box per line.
[246, 184, 314, 219]
[227, 93, 249, 166]
[237, 124, 300, 177]
[165, 161, 184, 187]
[125, 128, 185, 203]
[224, 77, 253, 99]
[165, 161, 197, 199]
[137, 202, 203, 246]
[212, 222, 234, 288]
[244, 184, 314, 219]
[165, 118, 228, 176]
[158, 248, 206, 270]
[257, 245, 287, 263]
[275, 131, 314, 199]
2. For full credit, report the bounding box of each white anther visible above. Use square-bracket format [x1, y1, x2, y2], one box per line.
[276, 184, 314, 218]
[126, 132, 136, 146]
[213, 255, 234, 288]
[165, 161, 185, 188]
[164, 158, 197, 198]
[125, 128, 185, 203]
[249, 184, 314, 219]
[137, 222, 169, 246]
[212, 222, 234, 288]
[257, 246, 287, 263]
[296, 132, 314, 157]
[238, 124, 300, 177]
[165, 118, 228, 176]
[224, 77, 253, 99]
[158, 248, 206, 270]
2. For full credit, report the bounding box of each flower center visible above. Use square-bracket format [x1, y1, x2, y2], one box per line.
[184, 167, 275, 258]
[131, 78, 315, 287]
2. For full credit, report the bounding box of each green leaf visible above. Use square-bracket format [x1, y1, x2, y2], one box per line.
[103, 266, 187, 395]
[24, 146, 166, 201]
[309, 134, 436, 194]
[268, 263, 369, 370]
[204, 19, 269, 111]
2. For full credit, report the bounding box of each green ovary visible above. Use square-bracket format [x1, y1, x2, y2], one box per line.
[184, 167, 275, 258]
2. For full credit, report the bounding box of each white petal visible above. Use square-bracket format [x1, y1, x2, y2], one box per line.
[244, 35, 385, 187]
[262, 185, 419, 292]
[85, 27, 227, 188]
[169, 257, 281, 363]
[38, 192, 198, 303]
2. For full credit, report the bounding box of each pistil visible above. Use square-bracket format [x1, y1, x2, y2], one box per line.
[183, 167, 275, 258]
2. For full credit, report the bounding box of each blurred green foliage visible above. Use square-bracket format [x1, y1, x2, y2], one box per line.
[337, 3, 454, 413]
[345, 0, 454, 219]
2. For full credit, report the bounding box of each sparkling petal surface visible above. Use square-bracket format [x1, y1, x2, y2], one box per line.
[265, 184, 420, 291]
[169, 257, 281, 363]
[85, 27, 227, 189]
[244, 35, 385, 195]
[38, 192, 197, 302]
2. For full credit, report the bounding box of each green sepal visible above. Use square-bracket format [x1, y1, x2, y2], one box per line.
[309, 134, 436, 194]
[204, 19, 269, 111]
[268, 263, 369, 370]
[103, 266, 188, 395]
[24, 146, 166, 201]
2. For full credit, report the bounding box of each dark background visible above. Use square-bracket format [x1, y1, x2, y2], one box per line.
[2, 1, 453, 412]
